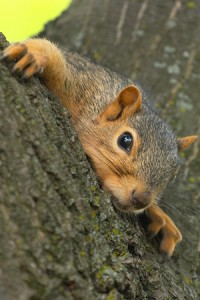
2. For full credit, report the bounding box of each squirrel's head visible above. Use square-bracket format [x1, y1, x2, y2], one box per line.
[81, 85, 197, 213]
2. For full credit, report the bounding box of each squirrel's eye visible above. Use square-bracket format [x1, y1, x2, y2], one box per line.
[117, 132, 133, 153]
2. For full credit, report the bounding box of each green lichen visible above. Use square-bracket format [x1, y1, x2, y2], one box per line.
[93, 196, 100, 206]
[188, 176, 195, 183]
[86, 235, 93, 242]
[168, 99, 175, 107]
[179, 107, 187, 113]
[90, 185, 97, 191]
[91, 210, 96, 218]
[106, 289, 116, 300]
[106, 226, 123, 242]
[19, 107, 26, 113]
[145, 263, 154, 273]
[180, 152, 185, 158]
[186, 1, 196, 9]
[106, 289, 122, 300]
[96, 264, 116, 285]
[93, 224, 99, 231]
[93, 51, 102, 62]
[79, 214, 85, 221]
[80, 251, 86, 257]
[184, 276, 193, 285]
[112, 228, 121, 235]
[47, 254, 54, 262]
[31, 120, 36, 125]
[112, 249, 127, 258]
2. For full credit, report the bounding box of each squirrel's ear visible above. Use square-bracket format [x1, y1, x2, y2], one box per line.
[98, 85, 142, 122]
[177, 135, 198, 151]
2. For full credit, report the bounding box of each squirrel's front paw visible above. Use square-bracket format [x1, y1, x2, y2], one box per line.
[146, 204, 182, 257]
[1, 41, 45, 79]
[159, 217, 182, 257]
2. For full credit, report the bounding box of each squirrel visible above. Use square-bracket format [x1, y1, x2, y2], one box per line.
[1, 39, 198, 257]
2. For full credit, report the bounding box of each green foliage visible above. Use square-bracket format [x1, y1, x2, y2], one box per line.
[0, 0, 72, 42]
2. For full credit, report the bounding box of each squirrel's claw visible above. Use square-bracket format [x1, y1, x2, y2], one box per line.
[146, 204, 182, 256]
[2, 43, 28, 61]
[2, 42, 44, 79]
[159, 223, 182, 257]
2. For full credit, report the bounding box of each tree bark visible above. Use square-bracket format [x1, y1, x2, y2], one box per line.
[41, 0, 200, 298]
[0, 0, 199, 299]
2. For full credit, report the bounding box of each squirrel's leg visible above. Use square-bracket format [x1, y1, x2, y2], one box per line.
[146, 204, 182, 256]
[1, 39, 71, 109]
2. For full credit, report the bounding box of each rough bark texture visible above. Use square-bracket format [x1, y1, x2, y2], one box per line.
[0, 0, 199, 299]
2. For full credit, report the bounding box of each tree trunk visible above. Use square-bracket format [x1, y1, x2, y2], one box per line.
[41, 0, 200, 297]
[0, 0, 199, 299]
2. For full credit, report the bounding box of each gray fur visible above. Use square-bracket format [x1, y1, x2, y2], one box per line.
[63, 49, 181, 195]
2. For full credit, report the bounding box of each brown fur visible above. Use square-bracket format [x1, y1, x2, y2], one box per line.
[2, 38, 197, 256]
[178, 136, 198, 151]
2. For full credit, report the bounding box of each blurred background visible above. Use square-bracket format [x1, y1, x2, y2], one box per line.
[0, 0, 71, 42]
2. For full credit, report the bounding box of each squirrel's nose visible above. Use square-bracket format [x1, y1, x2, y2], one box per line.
[131, 190, 150, 209]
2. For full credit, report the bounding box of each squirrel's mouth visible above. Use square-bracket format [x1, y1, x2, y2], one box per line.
[111, 196, 146, 213]
[111, 196, 130, 211]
